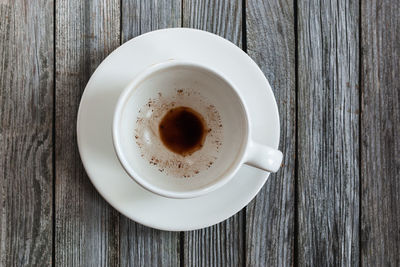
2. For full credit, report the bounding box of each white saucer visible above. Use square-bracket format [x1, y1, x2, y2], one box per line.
[77, 28, 280, 231]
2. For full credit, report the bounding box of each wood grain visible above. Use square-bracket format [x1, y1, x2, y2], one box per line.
[297, 0, 360, 266]
[120, 1, 181, 266]
[361, 1, 400, 266]
[1, 0, 399, 265]
[120, 220, 180, 267]
[183, 0, 242, 46]
[182, 1, 244, 266]
[122, 0, 181, 43]
[245, 0, 295, 266]
[55, 0, 121, 266]
[0, 1, 54, 266]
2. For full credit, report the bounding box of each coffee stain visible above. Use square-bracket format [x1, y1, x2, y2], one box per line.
[134, 89, 223, 178]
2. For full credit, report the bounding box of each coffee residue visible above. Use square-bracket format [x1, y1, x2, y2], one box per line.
[159, 106, 207, 156]
[134, 89, 223, 178]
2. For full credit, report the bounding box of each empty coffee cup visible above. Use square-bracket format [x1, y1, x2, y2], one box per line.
[112, 60, 283, 199]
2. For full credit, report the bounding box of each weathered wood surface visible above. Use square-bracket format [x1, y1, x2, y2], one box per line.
[245, 0, 295, 266]
[361, 0, 400, 266]
[1, 0, 400, 266]
[182, 0, 244, 266]
[120, 1, 181, 266]
[122, 0, 181, 43]
[297, 0, 360, 266]
[55, 0, 121, 266]
[183, 0, 242, 47]
[0, 1, 54, 266]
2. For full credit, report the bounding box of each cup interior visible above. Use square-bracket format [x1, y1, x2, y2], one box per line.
[113, 62, 248, 198]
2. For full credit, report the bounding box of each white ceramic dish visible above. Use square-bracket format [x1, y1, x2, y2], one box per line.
[77, 28, 280, 231]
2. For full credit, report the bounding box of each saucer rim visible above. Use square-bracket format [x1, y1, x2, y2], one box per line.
[77, 28, 280, 231]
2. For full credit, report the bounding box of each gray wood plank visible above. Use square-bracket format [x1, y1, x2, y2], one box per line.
[120, 1, 181, 266]
[297, 0, 360, 266]
[55, 1, 121, 266]
[0, 1, 54, 266]
[361, 1, 400, 266]
[182, 1, 244, 266]
[245, 0, 295, 266]
[183, 0, 242, 46]
[122, 0, 181, 43]
[120, 221, 181, 267]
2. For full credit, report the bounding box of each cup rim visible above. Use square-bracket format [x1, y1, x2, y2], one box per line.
[112, 60, 250, 199]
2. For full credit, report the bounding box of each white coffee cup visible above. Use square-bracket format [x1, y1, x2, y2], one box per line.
[112, 60, 283, 199]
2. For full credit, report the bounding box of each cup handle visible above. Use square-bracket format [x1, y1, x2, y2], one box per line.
[244, 140, 283, 173]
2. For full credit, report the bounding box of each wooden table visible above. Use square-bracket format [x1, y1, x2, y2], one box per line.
[1, 0, 399, 266]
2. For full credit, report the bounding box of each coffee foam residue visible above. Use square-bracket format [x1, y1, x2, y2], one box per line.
[135, 89, 223, 178]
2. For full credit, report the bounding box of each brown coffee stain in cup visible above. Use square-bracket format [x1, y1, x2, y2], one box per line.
[159, 106, 207, 156]
[134, 89, 222, 178]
